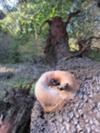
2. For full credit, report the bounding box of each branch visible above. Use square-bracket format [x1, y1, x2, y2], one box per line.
[63, 36, 100, 60]
[63, 46, 87, 60]
[65, 10, 81, 27]
[84, 36, 100, 43]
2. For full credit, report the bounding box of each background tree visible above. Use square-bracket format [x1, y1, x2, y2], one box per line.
[0, 0, 100, 63]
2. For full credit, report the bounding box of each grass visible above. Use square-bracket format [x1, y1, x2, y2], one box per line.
[0, 77, 35, 99]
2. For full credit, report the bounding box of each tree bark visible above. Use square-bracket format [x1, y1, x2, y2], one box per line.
[44, 16, 70, 66]
[0, 88, 35, 133]
[30, 61, 100, 133]
[44, 11, 81, 65]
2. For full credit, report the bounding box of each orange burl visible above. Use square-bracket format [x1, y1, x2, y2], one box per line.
[35, 70, 80, 112]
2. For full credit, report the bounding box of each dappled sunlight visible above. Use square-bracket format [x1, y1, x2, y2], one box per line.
[0, 65, 16, 73]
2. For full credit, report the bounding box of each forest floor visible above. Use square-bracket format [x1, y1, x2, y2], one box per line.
[0, 59, 50, 99]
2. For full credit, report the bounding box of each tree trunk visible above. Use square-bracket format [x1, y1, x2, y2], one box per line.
[44, 17, 71, 66]
[30, 61, 100, 133]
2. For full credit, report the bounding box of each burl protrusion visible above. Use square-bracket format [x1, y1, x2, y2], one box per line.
[35, 70, 80, 112]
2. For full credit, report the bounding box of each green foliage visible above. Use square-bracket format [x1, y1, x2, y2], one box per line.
[69, 38, 79, 51]
[0, 0, 73, 39]
[0, 32, 19, 63]
[0, 0, 74, 63]
[8, 41, 21, 63]
[31, 83, 35, 91]
[89, 48, 100, 61]
[0, 78, 35, 92]
[0, 32, 21, 63]
[0, 31, 44, 63]
[0, 0, 99, 63]
[0, 0, 96, 40]
[67, 7, 94, 39]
